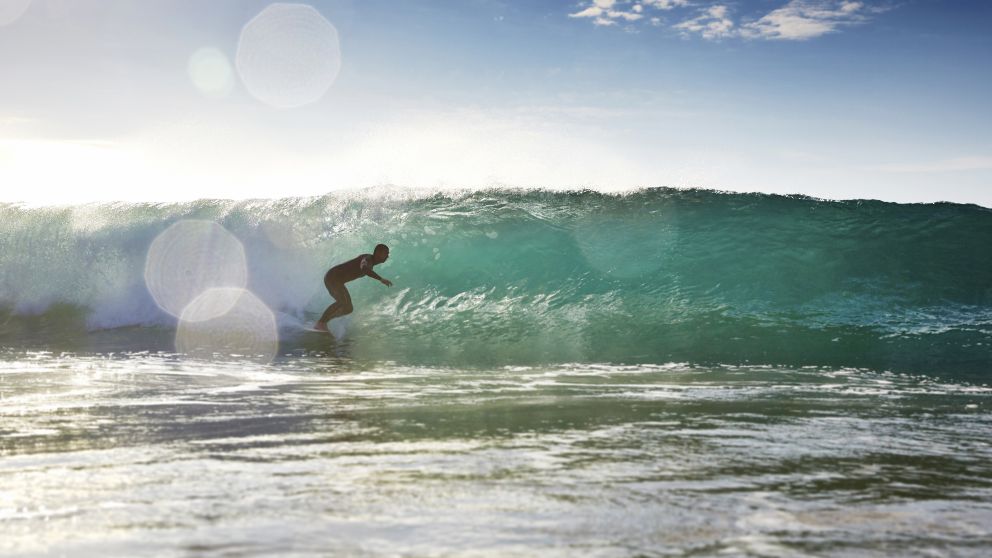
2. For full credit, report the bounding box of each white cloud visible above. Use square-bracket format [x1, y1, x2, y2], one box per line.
[571, 0, 888, 42]
[569, 5, 616, 26]
[571, 6, 603, 18]
[673, 5, 735, 40]
[642, 0, 689, 9]
[608, 10, 643, 21]
[740, 1, 872, 40]
[570, 0, 685, 27]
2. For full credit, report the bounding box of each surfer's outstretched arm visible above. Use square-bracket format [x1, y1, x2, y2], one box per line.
[361, 260, 393, 287]
[365, 268, 392, 287]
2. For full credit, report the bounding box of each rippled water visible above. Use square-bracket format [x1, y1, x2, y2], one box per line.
[2, 352, 990, 556]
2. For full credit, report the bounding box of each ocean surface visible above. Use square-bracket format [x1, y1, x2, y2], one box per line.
[2, 188, 991, 556]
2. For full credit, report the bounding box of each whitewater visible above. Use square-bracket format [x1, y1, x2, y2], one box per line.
[2, 187, 991, 556]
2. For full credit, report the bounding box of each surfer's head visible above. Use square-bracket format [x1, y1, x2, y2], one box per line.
[373, 243, 389, 263]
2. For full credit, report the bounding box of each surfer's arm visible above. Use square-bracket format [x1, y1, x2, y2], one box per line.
[366, 269, 392, 286]
[361, 256, 392, 286]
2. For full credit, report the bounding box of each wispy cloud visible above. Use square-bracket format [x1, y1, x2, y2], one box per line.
[569, 0, 687, 28]
[570, 1, 889, 41]
[673, 5, 735, 40]
[741, 1, 875, 40]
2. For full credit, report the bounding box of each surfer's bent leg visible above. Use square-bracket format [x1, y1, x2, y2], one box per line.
[317, 275, 353, 328]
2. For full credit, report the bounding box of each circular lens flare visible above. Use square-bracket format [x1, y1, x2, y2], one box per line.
[144, 220, 248, 320]
[176, 288, 279, 364]
[188, 47, 235, 99]
[236, 3, 342, 109]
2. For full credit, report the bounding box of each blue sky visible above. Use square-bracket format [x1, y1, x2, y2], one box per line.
[1, 0, 990, 205]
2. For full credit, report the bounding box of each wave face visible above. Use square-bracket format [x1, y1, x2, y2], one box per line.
[1, 188, 991, 377]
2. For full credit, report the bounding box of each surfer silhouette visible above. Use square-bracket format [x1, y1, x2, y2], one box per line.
[314, 244, 392, 331]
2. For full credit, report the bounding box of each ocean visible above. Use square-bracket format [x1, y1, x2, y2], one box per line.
[2, 187, 991, 556]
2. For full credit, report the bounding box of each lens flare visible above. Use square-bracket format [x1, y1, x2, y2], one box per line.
[236, 3, 342, 109]
[144, 220, 247, 320]
[176, 288, 279, 364]
[0, 0, 33, 26]
[188, 47, 235, 99]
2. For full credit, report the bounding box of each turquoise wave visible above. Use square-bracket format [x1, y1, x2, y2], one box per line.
[1, 188, 990, 377]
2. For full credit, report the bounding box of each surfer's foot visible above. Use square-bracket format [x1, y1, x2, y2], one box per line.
[313, 321, 328, 332]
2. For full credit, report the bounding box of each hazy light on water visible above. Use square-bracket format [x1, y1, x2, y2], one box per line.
[144, 220, 247, 319]
[188, 47, 234, 99]
[0, 0, 33, 26]
[176, 288, 278, 364]
[236, 3, 341, 109]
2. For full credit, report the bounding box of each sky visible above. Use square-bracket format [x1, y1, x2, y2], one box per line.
[0, 0, 990, 206]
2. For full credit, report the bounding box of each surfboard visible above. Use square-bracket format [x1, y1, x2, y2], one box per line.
[281, 311, 349, 341]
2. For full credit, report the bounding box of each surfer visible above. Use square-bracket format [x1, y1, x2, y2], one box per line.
[314, 244, 393, 331]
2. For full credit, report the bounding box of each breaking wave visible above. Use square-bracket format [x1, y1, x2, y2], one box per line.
[1, 188, 990, 377]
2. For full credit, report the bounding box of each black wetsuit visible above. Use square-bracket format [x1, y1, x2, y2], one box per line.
[319, 254, 383, 323]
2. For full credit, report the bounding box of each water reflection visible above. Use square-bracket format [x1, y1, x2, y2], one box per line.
[2, 355, 990, 556]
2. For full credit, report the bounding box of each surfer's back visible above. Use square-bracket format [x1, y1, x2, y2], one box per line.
[327, 253, 373, 283]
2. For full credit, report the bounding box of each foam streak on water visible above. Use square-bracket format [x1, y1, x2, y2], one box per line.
[2, 352, 990, 556]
